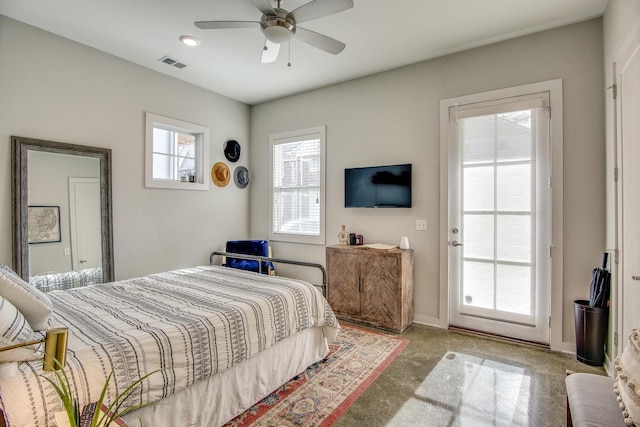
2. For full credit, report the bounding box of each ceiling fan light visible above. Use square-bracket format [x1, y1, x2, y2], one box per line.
[261, 13, 295, 44]
[264, 26, 294, 43]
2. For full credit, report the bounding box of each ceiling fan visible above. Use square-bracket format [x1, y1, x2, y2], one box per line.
[194, 0, 354, 63]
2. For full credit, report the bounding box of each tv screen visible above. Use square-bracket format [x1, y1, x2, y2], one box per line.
[345, 164, 412, 208]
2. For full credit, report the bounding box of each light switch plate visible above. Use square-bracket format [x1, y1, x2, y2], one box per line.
[416, 219, 427, 231]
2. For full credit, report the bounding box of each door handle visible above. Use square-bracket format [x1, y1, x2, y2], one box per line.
[451, 241, 464, 247]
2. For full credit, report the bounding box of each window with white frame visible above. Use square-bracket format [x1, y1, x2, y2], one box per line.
[145, 112, 209, 190]
[270, 126, 325, 245]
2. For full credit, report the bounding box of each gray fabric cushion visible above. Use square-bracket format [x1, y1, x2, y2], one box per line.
[566, 373, 627, 427]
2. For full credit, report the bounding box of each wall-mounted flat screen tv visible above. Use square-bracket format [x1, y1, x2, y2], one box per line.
[345, 163, 412, 208]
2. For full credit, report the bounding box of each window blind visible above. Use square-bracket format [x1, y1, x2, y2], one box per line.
[272, 137, 321, 236]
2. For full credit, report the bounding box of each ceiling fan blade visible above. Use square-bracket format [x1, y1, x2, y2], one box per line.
[194, 21, 259, 30]
[261, 40, 280, 63]
[289, 0, 353, 24]
[249, 0, 275, 15]
[295, 27, 345, 55]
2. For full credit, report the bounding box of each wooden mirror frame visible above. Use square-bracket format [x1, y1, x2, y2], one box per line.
[11, 136, 114, 282]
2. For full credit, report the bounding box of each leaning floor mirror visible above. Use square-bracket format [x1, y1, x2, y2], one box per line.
[11, 136, 114, 286]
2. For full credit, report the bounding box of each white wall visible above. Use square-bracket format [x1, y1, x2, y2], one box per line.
[0, 16, 252, 279]
[250, 19, 606, 347]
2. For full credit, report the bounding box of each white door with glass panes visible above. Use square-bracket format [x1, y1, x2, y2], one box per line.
[448, 95, 551, 344]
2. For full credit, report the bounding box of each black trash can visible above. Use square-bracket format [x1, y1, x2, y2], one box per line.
[574, 299, 609, 366]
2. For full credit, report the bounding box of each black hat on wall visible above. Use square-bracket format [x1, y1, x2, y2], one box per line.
[224, 140, 241, 162]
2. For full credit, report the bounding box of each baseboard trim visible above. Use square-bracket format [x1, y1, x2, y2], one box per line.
[412, 316, 583, 356]
[412, 314, 441, 328]
[447, 325, 551, 349]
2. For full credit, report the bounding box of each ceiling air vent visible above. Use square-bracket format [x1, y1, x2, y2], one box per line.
[158, 56, 186, 69]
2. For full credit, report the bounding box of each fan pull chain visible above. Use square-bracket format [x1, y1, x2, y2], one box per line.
[288, 42, 292, 67]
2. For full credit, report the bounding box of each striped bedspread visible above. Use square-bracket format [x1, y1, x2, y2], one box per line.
[0, 266, 339, 427]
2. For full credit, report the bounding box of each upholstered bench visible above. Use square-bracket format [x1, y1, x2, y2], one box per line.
[565, 372, 625, 426]
[566, 328, 640, 427]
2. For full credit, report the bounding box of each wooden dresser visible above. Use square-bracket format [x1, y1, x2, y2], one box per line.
[326, 245, 414, 333]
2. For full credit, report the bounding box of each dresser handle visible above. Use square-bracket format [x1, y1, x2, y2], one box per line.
[633, 276, 640, 281]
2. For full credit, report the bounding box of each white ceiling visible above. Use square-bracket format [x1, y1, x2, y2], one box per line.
[0, 0, 608, 105]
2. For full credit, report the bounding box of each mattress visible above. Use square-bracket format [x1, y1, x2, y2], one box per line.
[0, 265, 339, 426]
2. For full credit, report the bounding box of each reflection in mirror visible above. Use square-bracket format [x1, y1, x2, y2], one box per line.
[12, 136, 114, 285]
[28, 152, 102, 276]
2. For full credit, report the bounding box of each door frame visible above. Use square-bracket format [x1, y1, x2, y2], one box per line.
[439, 79, 564, 351]
[614, 23, 640, 358]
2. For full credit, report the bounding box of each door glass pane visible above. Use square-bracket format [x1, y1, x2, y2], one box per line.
[497, 215, 531, 263]
[463, 261, 494, 309]
[497, 164, 531, 211]
[496, 264, 532, 315]
[463, 215, 493, 260]
[497, 110, 532, 161]
[462, 116, 495, 164]
[463, 166, 494, 211]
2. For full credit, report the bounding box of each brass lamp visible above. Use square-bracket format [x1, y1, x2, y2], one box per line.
[0, 327, 68, 371]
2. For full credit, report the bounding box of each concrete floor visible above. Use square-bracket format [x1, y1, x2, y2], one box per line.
[335, 323, 606, 427]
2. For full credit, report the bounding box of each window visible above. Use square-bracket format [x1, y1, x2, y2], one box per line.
[270, 126, 326, 245]
[145, 112, 209, 190]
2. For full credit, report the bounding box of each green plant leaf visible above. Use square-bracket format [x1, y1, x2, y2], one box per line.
[98, 370, 159, 425]
[42, 356, 159, 427]
[41, 358, 80, 427]
[90, 371, 113, 427]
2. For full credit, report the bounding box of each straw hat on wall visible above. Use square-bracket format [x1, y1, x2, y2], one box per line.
[211, 162, 230, 187]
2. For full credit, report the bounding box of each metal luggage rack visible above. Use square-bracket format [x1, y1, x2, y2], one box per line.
[209, 251, 327, 296]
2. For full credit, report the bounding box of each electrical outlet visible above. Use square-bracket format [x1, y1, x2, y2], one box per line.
[416, 219, 427, 231]
[64, 248, 70, 256]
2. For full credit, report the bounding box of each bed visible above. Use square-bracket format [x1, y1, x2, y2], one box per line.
[0, 262, 339, 427]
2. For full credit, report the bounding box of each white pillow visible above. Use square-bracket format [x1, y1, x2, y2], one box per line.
[614, 329, 640, 426]
[0, 264, 52, 331]
[0, 296, 42, 363]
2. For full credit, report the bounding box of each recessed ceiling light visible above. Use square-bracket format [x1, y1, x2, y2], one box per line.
[179, 35, 200, 47]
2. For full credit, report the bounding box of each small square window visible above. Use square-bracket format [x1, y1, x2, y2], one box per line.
[145, 112, 209, 190]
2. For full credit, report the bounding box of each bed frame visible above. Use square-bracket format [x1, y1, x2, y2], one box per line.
[209, 251, 327, 296]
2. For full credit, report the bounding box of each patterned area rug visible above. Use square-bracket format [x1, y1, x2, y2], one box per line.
[224, 325, 408, 426]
